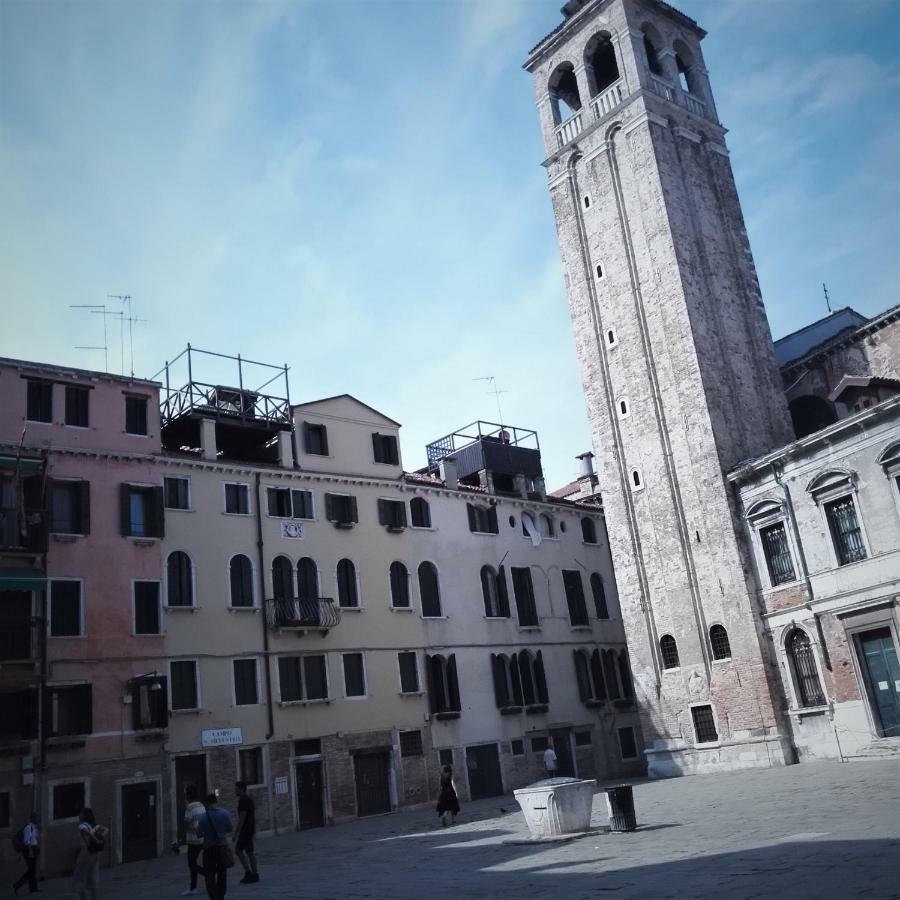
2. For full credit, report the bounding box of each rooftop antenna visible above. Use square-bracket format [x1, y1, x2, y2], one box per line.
[109, 295, 146, 377]
[474, 375, 507, 424]
[70, 303, 109, 371]
[823, 283, 832, 315]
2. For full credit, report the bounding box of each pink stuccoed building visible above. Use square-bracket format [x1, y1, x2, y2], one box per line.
[0, 358, 168, 879]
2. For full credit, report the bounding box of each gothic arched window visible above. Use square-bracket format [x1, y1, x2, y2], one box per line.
[660, 634, 680, 670]
[548, 61, 582, 123]
[585, 31, 620, 95]
[709, 624, 731, 660]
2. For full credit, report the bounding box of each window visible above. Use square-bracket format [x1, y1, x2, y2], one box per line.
[511, 567, 538, 627]
[786, 629, 825, 707]
[548, 60, 582, 123]
[481, 566, 510, 618]
[660, 634, 679, 669]
[607, 328, 617, 346]
[590, 573, 609, 618]
[0, 689, 38, 741]
[164, 476, 190, 510]
[52, 782, 86, 821]
[134, 581, 161, 635]
[596, 263, 604, 279]
[267, 487, 314, 519]
[709, 624, 731, 661]
[691, 705, 719, 744]
[511, 739, 525, 756]
[233, 659, 259, 706]
[618, 650, 634, 700]
[618, 398, 629, 418]
[239, 747, 263, 786]
[438, 748, 453, 768]
[399, 730, 423, 757]
[26, 380, 52, 423]
[225, 483, 250, 515]
[585, 29, 619, 94]
[583, 195, 591, 209]
[760, 521, 795, 585]
[390, 562, 410, 608]
[521, 511, 538, 539]
[573, 649, 607, 705]
[50, 480, 90, 535]
[468, 503, 498, 535]
[166, 551, 194, 607]
[574, 730, 592, 747]
[120, 484, 164, 538]
[515, 650, 549, 707]
[581, 517, 597, 544]
[372, 433, 399, 465]
[297, 557, 318, 600]
[538, 514, 555, 538]
[825, 496, 867, 565]
[562, 570, 589, 626]
[45, 684, 92, 736]
[229, 555, 254, 608]
[49, 580, 82, 637]
[427, 654, 460, 716]
[398, 651, 420, 693]
[130, 674, 167, 730]
[617, 726, 638, 760]
[170, 660, 199, 710]
[336, 559, 358, 608]
[631, 469, 642, 489]
[418, 561, 442, 617]
[303, 422, 328, 456]
[410, 497, 431, 528]
[294, 738, 322, 756]
[531, 736, 549, 753]
[278, 654, 328, 702]
[125, 394, 148, 436]
[65, 385, 89, 427]
[272, 556, 294, 599]
[342, 653, 366, 697]
[324, 493, 358, 526]
[378, 499, 407, 531]
[491, 653, 523, 709]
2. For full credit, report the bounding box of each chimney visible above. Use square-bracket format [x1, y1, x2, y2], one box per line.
[200, 418, 218, 461]
[439, 457, 458, 490]
[576, 451, 595, 479]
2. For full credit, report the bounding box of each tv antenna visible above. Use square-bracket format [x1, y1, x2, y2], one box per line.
[474, 375, 507, 424]
[108, 295, 146, 377]
[70, 303, 110, 371]
[823, 282, 832, 315]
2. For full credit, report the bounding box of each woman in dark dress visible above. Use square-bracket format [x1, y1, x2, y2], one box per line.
[436, 765, 460, 826]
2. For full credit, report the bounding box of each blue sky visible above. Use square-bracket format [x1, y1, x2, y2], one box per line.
[1, 0, 898, 487]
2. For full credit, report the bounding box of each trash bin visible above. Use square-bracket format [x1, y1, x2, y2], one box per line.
[605, 784, 637, 832]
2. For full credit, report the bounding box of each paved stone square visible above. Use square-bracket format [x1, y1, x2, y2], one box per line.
[27, 759, 900, 899]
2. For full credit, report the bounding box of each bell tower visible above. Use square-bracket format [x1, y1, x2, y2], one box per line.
[525, 0, 795, 775]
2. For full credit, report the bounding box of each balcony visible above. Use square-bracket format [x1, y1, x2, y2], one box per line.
[647, 75, 708, 120]
[555, 111, 583, 148]
[648, 75, 676, 103]
[591, 79, 624, 119]
[266, 597, 340, 633]
[0, 465, 47, 554]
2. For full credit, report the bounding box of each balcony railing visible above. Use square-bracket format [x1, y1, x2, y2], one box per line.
[555, 112, 583, 148]
[591, 79, 624, 119]
[683, 92, 706, 117]
[648, 75, 676, 103]
[267, 597, 340, 632]
[0, 506, 47, 554]
[647, 75, 708, 120]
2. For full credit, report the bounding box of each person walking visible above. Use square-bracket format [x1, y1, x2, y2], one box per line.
[182, 784, 206, 896]
[72, 808, 106, 900]
[543, 739, 558, 777]
[11, 812, 39, 896]
[234, 782, 259, 885]
[435, 765, 460, 827]
[196, 793, 233, 900]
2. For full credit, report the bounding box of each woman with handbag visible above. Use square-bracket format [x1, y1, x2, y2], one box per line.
[196, 793, 234, 900]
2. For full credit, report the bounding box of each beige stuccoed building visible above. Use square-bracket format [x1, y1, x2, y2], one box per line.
[157, 348, 641, 838]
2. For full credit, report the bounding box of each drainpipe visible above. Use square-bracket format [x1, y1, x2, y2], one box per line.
[254, 473, 275, 740]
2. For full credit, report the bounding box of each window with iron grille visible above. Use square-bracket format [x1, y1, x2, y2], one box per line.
[562, 570, 589, 626]
[164, 477, 190, 510]
[372, 433, 399, 465]
[398, 652, 419, 693]
[52, 782, 86, 821]
[825, 496, 867, 565]
[691, 705, 719, 744]
[511, 567, 539, 626]
[709, 624, 731, 661]
[233, 659, 259, 706]
[49, 580, 82, 637]
[65, 385, 89, 427]
[786, 630, 825, 707]
[26, 380, 53, 423]
[239, 747, 263, 786]
[399, 730, 423, 757]
[225, 483, 250, 515]
[51, 480, 90, 535]
[659, 634, 680, 669]
[760, 521, 795, 585]
[125, 394, 148, 435]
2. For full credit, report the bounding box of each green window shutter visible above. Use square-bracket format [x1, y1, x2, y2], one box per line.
[324, 493, 334, 521]
[377, 499, 388, 526]
[150, 486, 165, 538]
[349, 495, 358, 523]
[78, 481, 91, 535]
[119, 484, 132, 536]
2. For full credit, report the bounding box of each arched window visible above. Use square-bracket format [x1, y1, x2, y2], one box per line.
[581, 517, 597, 544]
[660, 634, 680, 669]
[590, 573, 609, 618]
[336, 558, 358, 608]
[618, 651, 633, 699]
[410, 497, 431, 528]
[167, 551, 193, 607]
[491, 653, 523, 708]
[642, 26, 664, 76]
[229, 554, 253, 608]
[481, 565, 509, 618]
[789, 395, 838, 439]
[590, 649, 607, 702]
[389, 561, 410, 608]
[517, 651, 535, 705]
[297, 557, 318, 601]
[709, 624, 731, 660]
[673, 40, 701, 96]
[786, 630, 825, 708]
[603, 649, 621, 700]
[548, 61, 582, 123]
[418, 561, 442, 617]
[574, 648, 606, 704]
[585, 31, 619, 95]
[272, 555, 293, 600]
[521, 511, 537, 537]
[538, 514, 555, 538]
[427, 653, 460, 716]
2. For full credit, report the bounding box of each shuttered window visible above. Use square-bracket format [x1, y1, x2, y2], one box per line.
[233, 659, 259, 706]
[125, 395, 148, 435]
[590, 573, 609, 618]
[49, 580, 82, 637]
[398, 652, 419, 693]
[336, 559, 358, 608]
[427, 654, 460, 715]
[410, 497, 431, 528]
[272, 556, 293, 599]
[581, 517, 597, 543]
[164, 477, 190, 510]
[372, 433, 399, 465]
[297, 558, 318, 600]
[511, 567, 538, 626]
[303, 422, 329, 456]
[390, 562, 410, 608]
[134, 581, 161, 634]
[166, 552, 193, 607]
[170, 661, 199, 710]
[378, 499, 407, 530]
[64, 385, 89, 427]
[324, 493, 358, 525]
[26, 380, 53, 423]
[467, 503, 498, 534]
[45, 684, 92, 736]
[278, 655, 328, 702]
[131, 675, 167, 729]
[418, 562, 442, 617]
[562, 570, 589, 626]
[229, 555, 254, 607]
[342, 653, 366, 697]
[120, 484, 164, 538]
[50, 480, 90, 535]
[225, 483, 250, 515]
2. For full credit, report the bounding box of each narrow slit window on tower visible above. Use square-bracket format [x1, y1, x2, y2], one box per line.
[595, 263, 604, 279]
[607, 328, 617, 347]
[631, 469, 643, 490]
[583, 195, 591, 209]
[618, 398, 629, 418]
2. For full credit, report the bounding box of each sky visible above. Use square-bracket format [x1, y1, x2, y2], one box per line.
[1, 0, 898, 488]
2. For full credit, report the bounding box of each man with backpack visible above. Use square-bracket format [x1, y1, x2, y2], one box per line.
[12, 812, 40, 896]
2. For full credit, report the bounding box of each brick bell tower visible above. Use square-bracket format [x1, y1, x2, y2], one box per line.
[525, 0, 796, 775]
